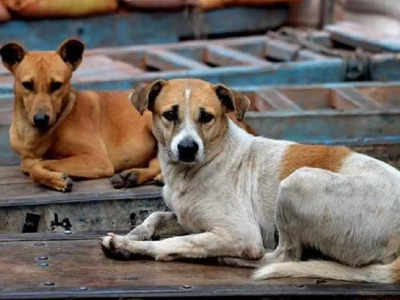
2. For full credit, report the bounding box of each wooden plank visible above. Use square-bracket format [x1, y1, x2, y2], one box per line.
[256, 89, 303, 111]
[204, 45, 272, 67]
[334, 87, 382, 110]
[144, 49, 209, 71]
[221, 35, 267, 58]
[0, 166, 165, 233]
[0, 238, 400, 299]
[0, 173, 162, 207]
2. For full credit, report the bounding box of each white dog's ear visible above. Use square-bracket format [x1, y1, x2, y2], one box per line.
[130, 79, 167, 115]
[0, 42, 26, 72]
[57, 39, 85, 71]
[214, 84, 250, 121]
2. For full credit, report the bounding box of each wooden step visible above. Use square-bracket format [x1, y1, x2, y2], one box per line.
[0, 165, 163, 234]
[0, 233, 399, 299]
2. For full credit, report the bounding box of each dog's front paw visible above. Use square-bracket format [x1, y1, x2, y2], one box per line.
[110, 171, 138, 189]
[50, 173, 73, 192]
[101, 233, 133, 260]
[153, 174, 164, 186]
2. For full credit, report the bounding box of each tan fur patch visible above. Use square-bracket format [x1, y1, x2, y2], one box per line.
[391, 256, 400, 283]
[280, 144, 351, 181]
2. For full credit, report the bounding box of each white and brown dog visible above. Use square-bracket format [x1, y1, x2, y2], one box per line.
[102, 78, 400, 283]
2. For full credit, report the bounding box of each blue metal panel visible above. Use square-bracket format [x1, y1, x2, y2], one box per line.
[0, 7, 288, 50]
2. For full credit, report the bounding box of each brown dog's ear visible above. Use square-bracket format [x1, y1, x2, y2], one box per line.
[0, 42, 26, 72]
[130, 79, 167, 114]
[57, 39, 84, 71]
[214, 84, 250, 121]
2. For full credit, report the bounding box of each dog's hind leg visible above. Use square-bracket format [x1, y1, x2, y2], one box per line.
[110, 157, 162, 188]
[40, 155, 114, 178]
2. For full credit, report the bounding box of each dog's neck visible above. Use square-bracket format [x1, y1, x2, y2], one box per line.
[11, 90, 77, 155]
[159, 120, 253, 187]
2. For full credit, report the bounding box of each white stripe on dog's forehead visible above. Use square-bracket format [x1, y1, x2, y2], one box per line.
[184, 88, 191, 104]
[184, 88, 192, 117]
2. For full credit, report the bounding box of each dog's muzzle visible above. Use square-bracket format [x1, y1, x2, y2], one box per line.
[177, 138, 199, 163]
[33, 113, 50, 131]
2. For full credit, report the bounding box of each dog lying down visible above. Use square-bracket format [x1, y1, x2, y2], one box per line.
[0, 39, 162, 191]
[0, 40, 254, 192]
[101, 78, 400, 283]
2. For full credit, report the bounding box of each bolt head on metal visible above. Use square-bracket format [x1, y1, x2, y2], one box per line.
[33, 242, 46, 247]
[182, 285, 192, 289]
[38, 262, 49, 267]
[38, 256, 48, 260]
[44, 281, 55, 286]
[64, 230, 72, 235]
[79, 286, 88, 290]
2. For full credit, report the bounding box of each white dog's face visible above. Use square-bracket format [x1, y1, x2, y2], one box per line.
[131, 78, 250, 165]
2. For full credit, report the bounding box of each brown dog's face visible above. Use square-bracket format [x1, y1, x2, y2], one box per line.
[131, 78, 250, 164]
[0, 39, 84, 131]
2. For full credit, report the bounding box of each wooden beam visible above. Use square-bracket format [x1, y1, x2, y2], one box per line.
[334, 87, 382, 110]
[256, 89, 302, 111]
[204, 45, 272, 67]
[145, 49, 209, 71]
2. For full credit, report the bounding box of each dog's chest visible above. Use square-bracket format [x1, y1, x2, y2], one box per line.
[10, 123, 51, 157]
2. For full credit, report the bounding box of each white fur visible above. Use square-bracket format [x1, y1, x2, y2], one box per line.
[253, 260, 394, 283]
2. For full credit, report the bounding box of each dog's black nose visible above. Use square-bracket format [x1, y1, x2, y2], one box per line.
[33, 113, 50, 130]
[178, 138, 199, 162]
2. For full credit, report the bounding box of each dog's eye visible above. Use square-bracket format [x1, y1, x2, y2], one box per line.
[162, 110, 178, 122]
[22, 81, 34, 91]
[199, 111, 214, 124]
[50, 81, 63, 93]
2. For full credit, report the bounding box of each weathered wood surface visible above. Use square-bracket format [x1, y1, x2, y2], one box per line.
[0, 165, 164, 234]
[0, 235, 400, 299]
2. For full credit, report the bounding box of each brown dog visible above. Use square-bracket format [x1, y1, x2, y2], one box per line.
[1, 39, 161, 192]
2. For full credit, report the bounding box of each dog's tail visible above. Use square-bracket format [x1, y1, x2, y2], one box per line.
[252, 256, 400, 283]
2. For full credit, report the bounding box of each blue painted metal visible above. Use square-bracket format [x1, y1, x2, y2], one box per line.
[0, 7, 288, 50]
[370, 54, 400, 82]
